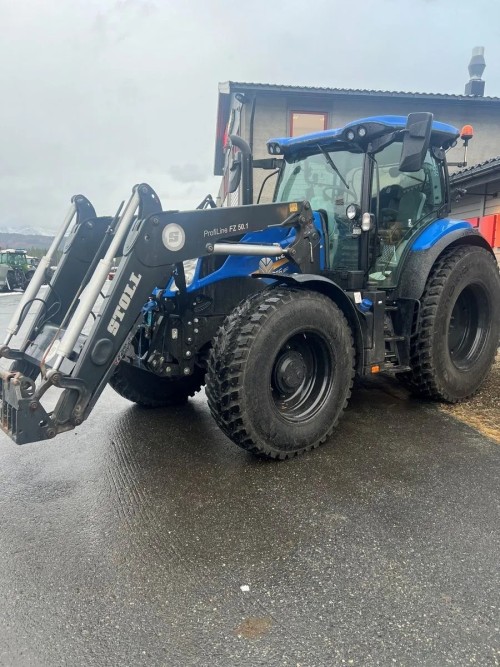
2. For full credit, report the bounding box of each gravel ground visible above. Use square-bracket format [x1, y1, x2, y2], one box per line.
[441, 351, 500, 444]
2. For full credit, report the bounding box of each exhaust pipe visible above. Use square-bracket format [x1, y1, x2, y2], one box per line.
[229, 135, 253, 205]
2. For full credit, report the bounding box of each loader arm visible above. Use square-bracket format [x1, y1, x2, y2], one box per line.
[0, 184, 316, 444]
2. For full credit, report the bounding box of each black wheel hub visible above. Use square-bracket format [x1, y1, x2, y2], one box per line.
[271, 332, 333, 423]
[274, 351, 307, 394]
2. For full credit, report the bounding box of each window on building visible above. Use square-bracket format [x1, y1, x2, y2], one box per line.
[290, 111, 328, 137]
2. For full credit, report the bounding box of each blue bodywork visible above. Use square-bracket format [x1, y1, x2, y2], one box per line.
[411, 219, 473, 251]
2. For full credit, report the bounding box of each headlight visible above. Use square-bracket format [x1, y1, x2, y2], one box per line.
[361, 212, 372, 231]
[346, 204, 360, 220]
[346, 129, 355, 141]
[357, 126, 367, 138]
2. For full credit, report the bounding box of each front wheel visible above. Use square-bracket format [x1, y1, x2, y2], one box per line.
[206, 287, 355, 459]
[3, 271, 14, 292]
[402, 246, 500, 402]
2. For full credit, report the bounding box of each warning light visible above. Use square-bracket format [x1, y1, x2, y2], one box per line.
[371, 365, 380, 374]
[460, 125, 474, 141]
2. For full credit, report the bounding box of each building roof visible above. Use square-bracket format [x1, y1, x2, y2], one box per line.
[219, 81, 500, 102]
[450, 156, 500, 183]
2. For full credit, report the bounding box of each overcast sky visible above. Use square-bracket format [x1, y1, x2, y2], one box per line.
[1, 0, 499, 232]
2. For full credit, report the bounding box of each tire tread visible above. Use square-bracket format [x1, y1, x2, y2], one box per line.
[404, 246, 499, 402]
[206, 287, 354, 459]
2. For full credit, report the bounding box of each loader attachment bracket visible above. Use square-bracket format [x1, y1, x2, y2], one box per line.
[0, 367, 92, 444]
[0, 370, 55, 444]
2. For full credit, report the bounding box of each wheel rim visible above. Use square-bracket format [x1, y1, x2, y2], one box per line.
[448, 283, 490, 371]
[271, 331, 333, 422]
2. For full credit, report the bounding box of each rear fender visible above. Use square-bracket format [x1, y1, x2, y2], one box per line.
[395, 222, 494, 301]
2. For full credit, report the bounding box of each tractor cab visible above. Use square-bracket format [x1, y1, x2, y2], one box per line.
[0, 249, 29, 270]
[269, 114, 459, 289]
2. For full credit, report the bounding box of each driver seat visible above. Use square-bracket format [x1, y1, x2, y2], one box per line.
[398, 190, 426, 227]
[376, 190, 427, 273]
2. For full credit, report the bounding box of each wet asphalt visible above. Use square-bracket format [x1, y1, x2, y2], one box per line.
[0, 292, 499, 666]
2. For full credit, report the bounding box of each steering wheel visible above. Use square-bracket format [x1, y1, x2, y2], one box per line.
[322, 186, 356, 206]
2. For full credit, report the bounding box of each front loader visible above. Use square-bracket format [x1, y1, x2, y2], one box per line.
[1, 113, 499, 459]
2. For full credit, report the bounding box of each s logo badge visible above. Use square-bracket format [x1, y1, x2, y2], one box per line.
[162, 224, 186, 251]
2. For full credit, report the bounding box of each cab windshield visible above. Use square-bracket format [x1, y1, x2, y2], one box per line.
[275, 149, 364, 269]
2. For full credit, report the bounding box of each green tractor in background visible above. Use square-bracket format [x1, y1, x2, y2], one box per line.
[0, 249, 37, 292]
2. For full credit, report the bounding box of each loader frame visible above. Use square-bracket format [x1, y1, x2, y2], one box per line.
[0, 186, 322, 443]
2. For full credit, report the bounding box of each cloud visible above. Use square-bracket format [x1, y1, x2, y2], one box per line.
[166, 164, 207, 184]
[92, 0, 159, 45]
[0, 0, 498, 232]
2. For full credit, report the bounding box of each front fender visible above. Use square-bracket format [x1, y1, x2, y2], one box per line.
[266, 273, 364, 372]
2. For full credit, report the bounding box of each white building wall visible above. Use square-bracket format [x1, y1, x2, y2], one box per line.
[249, 93, 500, 169]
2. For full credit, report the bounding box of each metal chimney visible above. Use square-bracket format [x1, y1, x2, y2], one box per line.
[465, 47, 486, 96]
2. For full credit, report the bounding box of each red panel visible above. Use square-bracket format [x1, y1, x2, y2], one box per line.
[478, 215, 496, 246]
[494, 215, 500, 248]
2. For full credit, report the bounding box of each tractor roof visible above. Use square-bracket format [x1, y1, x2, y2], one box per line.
[267, 115, 459, 157]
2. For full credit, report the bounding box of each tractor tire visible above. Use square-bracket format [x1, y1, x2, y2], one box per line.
[23, 270, 35, 290]
[206, 286, 355, 460]
[3, 272, 13, 292]
[108, 361, 205, 408]
[401, 246, 500, 402]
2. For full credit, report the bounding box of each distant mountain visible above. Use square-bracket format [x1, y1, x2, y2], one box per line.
[0, 231, 54, 251]
[0, 224, 54, 235]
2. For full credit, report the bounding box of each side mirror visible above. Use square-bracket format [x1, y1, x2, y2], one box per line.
[227, 153, 241, 194]
[399, 112, 433, 172]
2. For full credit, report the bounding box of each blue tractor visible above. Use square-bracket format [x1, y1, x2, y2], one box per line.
[1, 113, 499, 458]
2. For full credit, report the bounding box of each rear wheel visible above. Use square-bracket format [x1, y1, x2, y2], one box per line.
[109, 361, 205, 408]
[402, 246, 500, 402]
[206, 287, 355, 459]
[24, 270, 35, 289]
